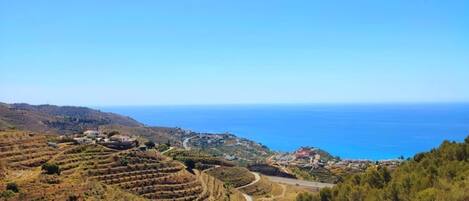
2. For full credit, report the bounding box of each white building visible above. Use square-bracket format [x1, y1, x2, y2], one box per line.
[73, 137, 94, 144]
[84, 130, 99, 138]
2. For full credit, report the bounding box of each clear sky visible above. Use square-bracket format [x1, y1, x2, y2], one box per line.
[1, 0, 468, 106]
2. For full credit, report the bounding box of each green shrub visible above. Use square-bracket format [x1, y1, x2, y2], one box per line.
[0, 190, 15, 199]
[107, 131, 119, 137]
[296, 192, 314, 201]
[144, 140, 156, 149]
[67, 195, 79, 201]
[157, 144, 169, 152]
[184, 159, 195, 173]
[6, 182, 19, 193]
[42, 163, 60, 175]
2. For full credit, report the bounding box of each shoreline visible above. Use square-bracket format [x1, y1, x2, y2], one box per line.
[97, 104, 469, 160]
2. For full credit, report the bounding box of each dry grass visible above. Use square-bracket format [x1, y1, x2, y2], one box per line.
[239, 175, 273, 196]
[255, 182, 317, 201]
[206, 166, 255, 188]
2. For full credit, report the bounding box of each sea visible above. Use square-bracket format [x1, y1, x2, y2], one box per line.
[98, 103, 469, 160]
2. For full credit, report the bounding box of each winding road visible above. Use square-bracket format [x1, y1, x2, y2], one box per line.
[183, 136, 196, 150]
[237, 172, 261, 189]
[237, 172, 261, 201]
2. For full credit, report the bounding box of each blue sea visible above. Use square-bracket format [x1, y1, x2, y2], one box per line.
[98, 104, 469, 160]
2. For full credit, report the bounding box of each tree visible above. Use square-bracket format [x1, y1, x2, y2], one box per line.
[145, 140, 156, 149]
[67, 195, 79, 201]
[107, 131, 119, 137]
[157, 144, 169, 152]
[364, 168, 384, 188]
[42, 163, 60, 175]
[379, 167, 392, 184]
[6, 183, 19, 193]
[184, 159, 195, 173]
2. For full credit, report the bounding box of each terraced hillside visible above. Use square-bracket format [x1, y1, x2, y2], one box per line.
[0, 130, 230, 201]
[0, 131, 60, 170]
[86, 150, 209, 201]
[206, 167, 255, 188]
[165, 149, 234, 170]
[51, 144, 118, 176]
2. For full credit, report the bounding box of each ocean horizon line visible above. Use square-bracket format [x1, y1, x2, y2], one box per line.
[91, 101, 469, 108]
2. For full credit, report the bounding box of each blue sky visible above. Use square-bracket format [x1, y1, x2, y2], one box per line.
[1, 0, 468, 106]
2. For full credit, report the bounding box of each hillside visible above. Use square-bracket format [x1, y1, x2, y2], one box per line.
[164, 149, 235, 170]
[0, 130, 240, 201]
[0, 103, 142, 134]
[310, 136, 469, 201]
[184, 133, 273, 166]
[206, 167, 255, 188]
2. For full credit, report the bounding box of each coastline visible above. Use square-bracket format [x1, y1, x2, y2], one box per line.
[98, 104, 469, 160]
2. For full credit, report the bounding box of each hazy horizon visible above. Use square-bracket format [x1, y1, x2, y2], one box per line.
[4, 101, 469, 108]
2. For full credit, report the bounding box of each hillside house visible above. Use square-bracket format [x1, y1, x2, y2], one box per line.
[73, 137, 94, 144]
[110, 134, 133, 142]
[84, 130, 99, 139]
[102, 134, 137, 150]
[295, 147, 315, 159]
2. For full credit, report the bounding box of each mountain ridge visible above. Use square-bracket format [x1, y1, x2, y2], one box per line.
[0, 102, 142, 134]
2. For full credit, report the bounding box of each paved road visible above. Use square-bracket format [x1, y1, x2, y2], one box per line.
[265, 176, 335, 189]
[183, 136, 196, 150]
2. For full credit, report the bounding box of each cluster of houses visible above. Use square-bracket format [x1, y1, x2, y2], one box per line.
[325, 160, 373, 171]
[271, 147, 327, 169]
[188, 133, 269, 162]
[191, 134, 226, 147]
[271, 147, 403, 172]
[72, 130, 138, 150]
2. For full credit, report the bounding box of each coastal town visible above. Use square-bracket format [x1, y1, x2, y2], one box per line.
[181, 131, 404, 183]
[269, 147, 403, 173]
